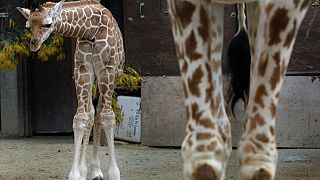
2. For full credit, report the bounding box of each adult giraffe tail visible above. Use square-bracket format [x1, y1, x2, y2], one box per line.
[226, 3, 251, 117]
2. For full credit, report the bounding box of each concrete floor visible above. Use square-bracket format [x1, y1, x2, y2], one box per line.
[0, 136, 320, 180]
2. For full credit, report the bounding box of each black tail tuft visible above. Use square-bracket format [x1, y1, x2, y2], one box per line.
[226, 28, 251, 117]
[93, 86, 99, 113]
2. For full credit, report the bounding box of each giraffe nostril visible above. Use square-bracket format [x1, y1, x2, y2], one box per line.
[30, 39, 38, 45]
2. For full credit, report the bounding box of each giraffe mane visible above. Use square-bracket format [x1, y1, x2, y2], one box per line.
[42, 0, 99, 10]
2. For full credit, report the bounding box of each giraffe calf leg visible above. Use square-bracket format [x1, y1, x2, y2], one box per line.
[101, 113, 120, 180]
[69, 112, 94, 180]
[91, 115, 105, 180]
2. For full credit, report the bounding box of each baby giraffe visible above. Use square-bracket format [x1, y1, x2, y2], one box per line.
[17, 0, 124, 180]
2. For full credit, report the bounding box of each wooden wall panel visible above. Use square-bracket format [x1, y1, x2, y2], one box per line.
[125, 2, 319, 75]
[222, 5, 237, 73]
[288, 5, 320, 74]
[125, 1, 237, 76]
[141, 76, 320, 148]
[125, 0, 178, 76]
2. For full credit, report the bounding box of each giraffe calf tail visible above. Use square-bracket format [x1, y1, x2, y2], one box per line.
[93, 85, 100, 113]
[226, 3, 251, 117]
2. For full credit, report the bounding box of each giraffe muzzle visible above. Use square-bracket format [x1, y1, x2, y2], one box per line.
[30, 39, 41, 52]
[30, 38, 38, 46]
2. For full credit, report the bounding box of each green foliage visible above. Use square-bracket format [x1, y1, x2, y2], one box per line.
[112, 91, 124, 125]
[93, 66, 143, 124]
[114, 67, 143, 124]
[112, 67, 143, 124]
[118, 67, 144, 92]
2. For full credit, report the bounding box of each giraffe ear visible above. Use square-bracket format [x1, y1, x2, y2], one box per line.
[53, 0, 64, 16]
[17, 7, 30, 19]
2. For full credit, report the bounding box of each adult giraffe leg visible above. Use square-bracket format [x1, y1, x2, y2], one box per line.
[69, 39, 95, 180]
[238, 1, 310, 179]
[168, 1, 231, 179]
[246, 1, 259, 72]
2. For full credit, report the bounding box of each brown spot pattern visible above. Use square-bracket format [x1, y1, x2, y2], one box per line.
[270, 126, 275, 135]
[254, 85, 268, 108]
[265, 4, 274, 15]
[185, 105, 190, 120]
[218, 126, 227, 143]
[181, 62, 188, 75]
[256, 133, 270, 143]
[253, 106, 258, 113]
[188, 124, 194, 132]
[191, 103, 203, 122]
[243, 143, 255, 153]
[270, 101, 277, 118]
[196, 133, 212, 140]
[173, 0, 196, 29]
[196, 145, 205, 152]
[185, 31, 202, 61]
[187, 65, 204, 97]
[199, 118, 215, 129]
[270, 52, 281, 90]
[251, 138, 263, 150]
[198, 6, 209, 42]
[250, 113, 265, 131]
[268, 8, 289, 46]
[205, 63, 214, 104]
[207, 141, 217, 151]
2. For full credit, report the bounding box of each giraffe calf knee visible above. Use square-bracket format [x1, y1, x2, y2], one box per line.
[100, 113, 116, 129]
[73, 112, 95, 131]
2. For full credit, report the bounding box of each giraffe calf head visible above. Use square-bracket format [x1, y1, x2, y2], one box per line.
[17, 0, 64, 52]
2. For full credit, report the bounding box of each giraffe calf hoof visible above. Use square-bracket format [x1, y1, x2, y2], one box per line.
[93, 176, 105, 180]
[251, 168, 272, 180]
[192, 164, 218, 180]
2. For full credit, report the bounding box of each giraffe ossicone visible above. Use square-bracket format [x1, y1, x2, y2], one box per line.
[18, 1, 125, 180]
[167, 0, 310, 179]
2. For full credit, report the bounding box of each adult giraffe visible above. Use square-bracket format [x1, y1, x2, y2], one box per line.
[17, 0, 124, 180]
[167, 0, 310, 179]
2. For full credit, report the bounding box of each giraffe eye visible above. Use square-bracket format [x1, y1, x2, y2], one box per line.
[43, 23, 52, 28]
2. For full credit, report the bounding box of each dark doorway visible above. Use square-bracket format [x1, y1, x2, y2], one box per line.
[30, 41, 75, 134]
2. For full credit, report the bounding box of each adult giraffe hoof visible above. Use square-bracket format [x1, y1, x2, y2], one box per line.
[183, 156, 225, 180]
[192, 164, 218, 180]
[239, 164, 274, 180]
[251, 168, 273, 180]
[93, 176, 105, 180]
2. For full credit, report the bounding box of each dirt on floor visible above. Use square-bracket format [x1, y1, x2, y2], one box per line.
[0, 136, 320, 180]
